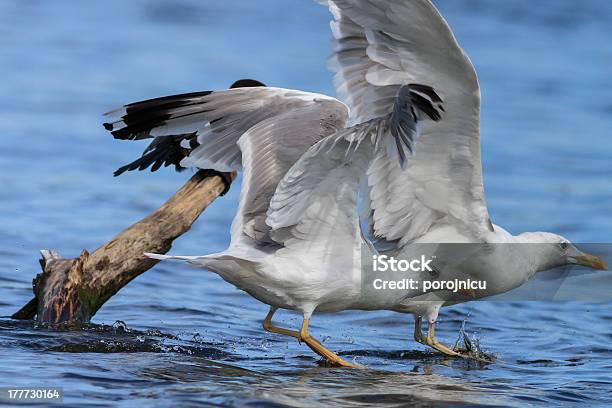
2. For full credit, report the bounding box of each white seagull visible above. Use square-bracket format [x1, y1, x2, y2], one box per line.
[103, 0, 607, 366]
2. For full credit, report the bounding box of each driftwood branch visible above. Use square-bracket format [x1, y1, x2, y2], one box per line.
[12, 170, 234, 325]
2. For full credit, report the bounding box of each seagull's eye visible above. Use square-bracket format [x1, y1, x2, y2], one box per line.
[560, 242, 569, 250]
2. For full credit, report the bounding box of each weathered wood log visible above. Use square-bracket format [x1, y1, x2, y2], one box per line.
[12, 170, 234, 325]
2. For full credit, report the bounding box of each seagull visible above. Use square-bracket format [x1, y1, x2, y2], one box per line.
[309, 0, 607, 357]
[102, 0, 607, 366]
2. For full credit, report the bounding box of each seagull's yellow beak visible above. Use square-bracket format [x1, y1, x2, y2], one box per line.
[572, 253, 608, 270]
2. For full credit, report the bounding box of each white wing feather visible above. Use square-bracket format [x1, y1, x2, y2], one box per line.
[106, 87, 345, 173]
[321, 0, 492, 245]
[231, 98, 348, 246]
[267, 84, 441, 247]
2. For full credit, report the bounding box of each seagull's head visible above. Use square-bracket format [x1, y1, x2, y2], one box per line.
[520, 232, 608, 272]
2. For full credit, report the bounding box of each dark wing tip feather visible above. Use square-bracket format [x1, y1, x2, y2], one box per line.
[389, 83, 446, 167]
[106, 91, 213, 141]
[123, 90, 213, 109]
[113, 134, 197, 176]
[105, 78, 265, 141]
[408, 90, 442, 121]
[111, 127, 160, 141]
[407, 83, 443, 103]
[104, 78, 265, 141]
[109, 78, 265, 175]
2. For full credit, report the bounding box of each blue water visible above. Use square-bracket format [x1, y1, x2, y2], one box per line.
[1, 0, 612, 406]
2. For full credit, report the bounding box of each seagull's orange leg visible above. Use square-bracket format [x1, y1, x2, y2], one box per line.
[424, 321, 461, 357]
[262, 307, 299, 338]
[415, 315, 459, 356]
[299, 318, 362, 368]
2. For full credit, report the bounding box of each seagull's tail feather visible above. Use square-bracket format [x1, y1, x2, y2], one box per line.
[145, 251, 258, 282]
[145, 253, 190, 261]
[145, 252, 219, 266]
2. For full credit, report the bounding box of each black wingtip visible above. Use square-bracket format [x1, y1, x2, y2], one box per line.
[113, 134, 196, 176]
[103, 122, 114, 131]
[406, 84, 444, 122]
[230, 79, 266, 89]
[408, 83, 443, 103]
[113, 166, 127, 177]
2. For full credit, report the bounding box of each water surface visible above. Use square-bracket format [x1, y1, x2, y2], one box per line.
[1, 0, 611, 406]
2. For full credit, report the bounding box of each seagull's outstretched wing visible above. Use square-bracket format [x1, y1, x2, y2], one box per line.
[105, 79, 265, 176]
[266, 84, 442, 248]
[320, 0, 493, 245]
[105, 84, 349, 247]
[104, 84, 342, 174]
[232, 96, 348, 246]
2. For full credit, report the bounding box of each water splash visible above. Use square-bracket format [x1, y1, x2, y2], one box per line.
[453, 314, 496, 363]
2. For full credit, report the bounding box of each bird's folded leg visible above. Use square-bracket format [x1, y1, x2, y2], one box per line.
[262, 307, 299, 338]
[413, 315, 424, 344]
[425, 321, 462, 357]
[299, 318, 362, 368]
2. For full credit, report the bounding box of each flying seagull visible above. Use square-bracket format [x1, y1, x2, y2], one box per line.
[103, 0, 607, 365]
[308, 0, 607, 357]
